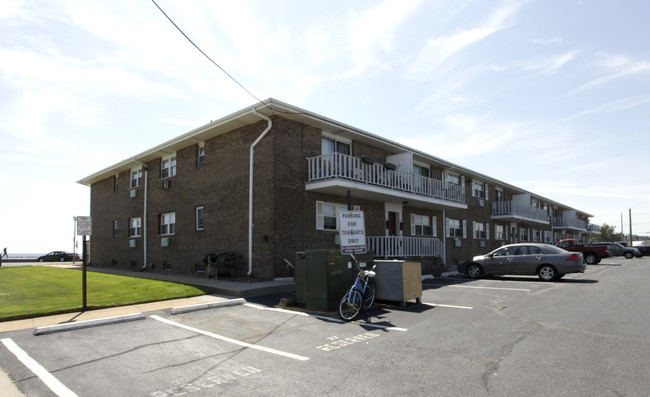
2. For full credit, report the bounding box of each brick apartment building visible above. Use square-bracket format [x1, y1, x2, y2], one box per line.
[78, 99, 599, 279]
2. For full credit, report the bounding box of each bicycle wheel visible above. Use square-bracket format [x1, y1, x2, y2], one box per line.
[362, 281, 375, 310]
[339, 290, 363, 321]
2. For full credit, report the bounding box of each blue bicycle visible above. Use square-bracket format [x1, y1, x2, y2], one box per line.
[338, 258, 376, 321]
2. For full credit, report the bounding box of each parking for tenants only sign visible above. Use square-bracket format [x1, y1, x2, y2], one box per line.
[338, 210, 367, 254]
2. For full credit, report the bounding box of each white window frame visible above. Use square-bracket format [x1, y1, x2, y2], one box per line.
[129, 217, 141, 238]
[447, 218, 466, 238]
[495, 188, 504, 202]
[161, 154, 177, 179]
[316, 201, 356, 231]
[113, 220, 118, 237]
[196, 207, 204, 231]
[473, 221, 490, 239]
[321, 135, 351, 156]
[411, 214, 436, 236]
[495, 224, 505, 241]
[130, 168, 143, 189]
[520, 227, 529, 242]
[445, 172, 461, 186]
[161, 212, 176, 235]
[533, 229, 542, 242]
[197, 143, 205, 166]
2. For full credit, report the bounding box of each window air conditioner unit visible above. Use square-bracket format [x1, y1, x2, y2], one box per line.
[479, 199, 485, 207]
[129, 239, 137, 248]
[454, 239, 462, 247]
[130, 189, 137, 198]
[162, 180, 171, 189]
[161, 237, 170, 247]
[480, 240, 486, 248]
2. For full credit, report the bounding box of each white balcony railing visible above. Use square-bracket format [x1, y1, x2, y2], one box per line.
[553, 216, 587, 230]
[491, 201, 550, 223]
[586, 224, 601, 233]
[367, 236, 443, 258]
[307, 153, 465, 204]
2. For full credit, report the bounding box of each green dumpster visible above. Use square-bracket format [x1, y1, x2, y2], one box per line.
[295, 250, 374, 312]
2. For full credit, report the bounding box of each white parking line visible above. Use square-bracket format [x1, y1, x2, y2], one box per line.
[150, 315, 309, 361]
[243, 303, 407, 331]
[1, 338, 78, 397]
[422, 303, 474, 310]
[448, 285, 531, 292]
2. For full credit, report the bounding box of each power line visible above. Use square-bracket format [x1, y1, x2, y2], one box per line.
[150, 0, 272, 113]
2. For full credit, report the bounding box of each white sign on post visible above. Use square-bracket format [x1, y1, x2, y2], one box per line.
[76, 216, 92, 236]
[338, 210, 367, 255]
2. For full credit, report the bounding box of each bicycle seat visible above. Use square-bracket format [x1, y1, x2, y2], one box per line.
[363, 270, 376, 278]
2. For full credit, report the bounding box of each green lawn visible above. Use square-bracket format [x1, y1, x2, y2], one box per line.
[0, 266, 211, 321]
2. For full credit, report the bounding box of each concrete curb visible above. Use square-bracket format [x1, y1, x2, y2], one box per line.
[33, 313, 145, 336]
[171, 298, 246, 315]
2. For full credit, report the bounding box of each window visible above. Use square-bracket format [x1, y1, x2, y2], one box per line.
[473, 222, 489, 239]
[411, 214, 435, 236]
[197, 143, 205, 166]
[447, 218, 465, 238]
[495, 224, 505, 240]
[495, 189, 504, 202]
[160, 212, 176, 235]
[413, 164, 430, 178]
[113, 220, 118, 237]
[130, 168, 143, 188]
[161, 155, 177, 179]
[520, 227, 529, 242]
[533, 229, 541, 243]
[196, 207, 204, 231]
[316, 201, 351, 231]
[472, 182, 485, 199]
[322, 136, 351, 155]
[544, 231, 552, 243]
[445, 172, 460, 186]
[129, 217, 141, 237]
[113, 175, 119, 191]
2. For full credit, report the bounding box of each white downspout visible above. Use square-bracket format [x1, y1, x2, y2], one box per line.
[248, 108, 272, 276]
[442, 210, 446, 266]
[134, 158, 148, 270]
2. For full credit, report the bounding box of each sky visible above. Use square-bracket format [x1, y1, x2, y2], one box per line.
[1, 0, 649, 254]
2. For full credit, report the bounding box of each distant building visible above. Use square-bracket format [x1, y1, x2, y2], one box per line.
[78, 99, 599, 278]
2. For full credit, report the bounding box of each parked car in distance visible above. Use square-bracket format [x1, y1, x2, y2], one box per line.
[555, 239, 610, 264]
[458, 243, 586, 281]
[37, 251, 80, 262]
[590, 242, 641, 259]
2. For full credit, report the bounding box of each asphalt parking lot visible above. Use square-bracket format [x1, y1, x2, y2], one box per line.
[2, 256, 650, 396]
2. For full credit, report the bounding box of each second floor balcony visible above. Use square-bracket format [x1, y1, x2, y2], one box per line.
[553, 216, 587, 231]
[491, 201, 550, 224]
[307, 153, 466, 209]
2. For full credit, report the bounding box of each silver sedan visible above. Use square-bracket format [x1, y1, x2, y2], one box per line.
[459, 243, 586, 281]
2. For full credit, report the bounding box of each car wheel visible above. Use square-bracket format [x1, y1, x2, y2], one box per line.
[624, 252, 634, 259]
[467, 264, 483, 279]
[39, 258, 44, 262]
[585, 253, 598, 264]
[538, 265, 557, 281]
[60, 257, 65, 262]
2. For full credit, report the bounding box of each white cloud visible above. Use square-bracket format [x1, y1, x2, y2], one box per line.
[568, 53, 650, 95]
[495, 51, 577, 75]
[408, 1, 523, 79]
